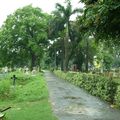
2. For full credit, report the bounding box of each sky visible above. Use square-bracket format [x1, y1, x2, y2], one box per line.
[0, 0, 84, 27]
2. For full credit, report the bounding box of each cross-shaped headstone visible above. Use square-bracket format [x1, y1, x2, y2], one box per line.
[11, 75, 17, 86]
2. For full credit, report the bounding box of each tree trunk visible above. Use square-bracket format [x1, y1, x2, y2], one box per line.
[61, 50, 64, 71]
[30, 53, 36, 71]
[61, 60, 64, 71]
[85, 38, 89, 72]
[38, 64, 41, 72]
[54, 48, 57, 69]
[38, 58, 41, 72]
[63, 22, 70, 72]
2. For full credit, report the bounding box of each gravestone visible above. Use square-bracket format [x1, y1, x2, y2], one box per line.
[11, 75, 17, 86]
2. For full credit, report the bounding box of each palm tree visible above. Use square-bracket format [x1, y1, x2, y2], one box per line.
[55, 0, 82, 71]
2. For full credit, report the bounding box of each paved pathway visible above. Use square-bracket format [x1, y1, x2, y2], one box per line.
[44, 71, 120, 120]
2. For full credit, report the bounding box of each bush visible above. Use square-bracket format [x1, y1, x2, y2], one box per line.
[115, 86, 120, 107]
[54, 70, 117, 103]
[0, 80, 11, 99]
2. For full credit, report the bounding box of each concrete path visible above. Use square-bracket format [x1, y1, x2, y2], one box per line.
[44, 71, 120, 120]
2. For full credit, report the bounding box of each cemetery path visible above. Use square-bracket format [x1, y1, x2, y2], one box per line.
[44, 71, 120, 120]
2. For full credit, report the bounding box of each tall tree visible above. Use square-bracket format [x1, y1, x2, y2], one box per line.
[54, 0, 82, 71]
[0, 5, 49, 70]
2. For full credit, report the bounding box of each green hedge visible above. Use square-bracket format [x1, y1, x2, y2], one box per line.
[115, 86, 120, 107]
[54, 70, 117, 103]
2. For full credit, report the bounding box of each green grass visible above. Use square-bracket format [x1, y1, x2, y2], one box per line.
[0, 71, 57, 120]
[6, 100, 56, 120]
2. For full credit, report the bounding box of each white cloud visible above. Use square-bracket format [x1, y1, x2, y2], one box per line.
[0, 0, 84, 26]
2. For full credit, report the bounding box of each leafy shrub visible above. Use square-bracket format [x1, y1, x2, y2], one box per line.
[0, 80, 11, 99]
[0, 79, 18, 100]
[115, 86, 120, 107]
[54, 70, 117, 103]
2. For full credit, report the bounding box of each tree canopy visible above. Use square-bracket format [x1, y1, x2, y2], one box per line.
[0, 5, 49, 70]
[80, 0, 120, 44]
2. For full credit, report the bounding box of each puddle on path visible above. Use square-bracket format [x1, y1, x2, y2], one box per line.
[64, 104, 101, 117]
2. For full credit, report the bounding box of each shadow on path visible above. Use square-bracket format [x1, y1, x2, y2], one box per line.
[44, 71, 120, 120]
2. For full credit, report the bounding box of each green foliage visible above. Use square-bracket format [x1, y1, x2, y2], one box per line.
[0, 5, 49, 69]
[113, 58, 120, 68]
[48, 1, 83, 71]
[0, 80, 11, 99]
[81, 0, 98, 5]
[54, 70, 117, 103]
[80, 0, 120, 44]
[78, 37, 97, 71]
[94, 43, 114, 71]
[103, 52, 113, 71]
[115, 86, 120, 107]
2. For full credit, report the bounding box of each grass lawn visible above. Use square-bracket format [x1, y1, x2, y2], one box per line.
[0, 71, 57, 120]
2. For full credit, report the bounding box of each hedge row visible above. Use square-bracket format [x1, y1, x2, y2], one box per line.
[115, 86, 120, 107]
[54, 70, 118, 104]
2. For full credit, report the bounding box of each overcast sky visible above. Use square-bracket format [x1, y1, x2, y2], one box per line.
[0, 0, 84, 26]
